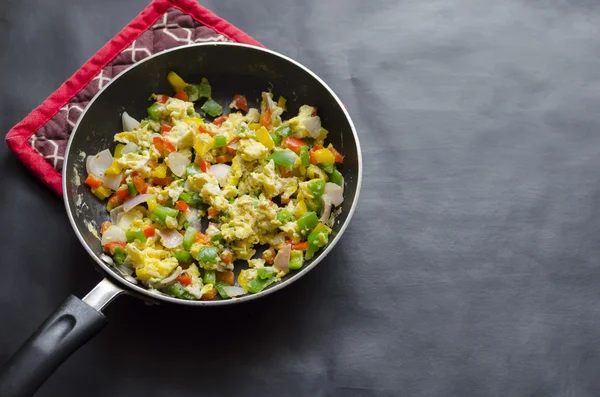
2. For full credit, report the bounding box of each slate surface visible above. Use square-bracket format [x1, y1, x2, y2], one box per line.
[2, 0, 600, 396]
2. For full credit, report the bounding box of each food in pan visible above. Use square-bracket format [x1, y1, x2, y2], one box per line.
[83, 72, 345, 300]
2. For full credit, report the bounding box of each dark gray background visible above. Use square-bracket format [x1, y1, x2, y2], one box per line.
[2, 0, 600, 396]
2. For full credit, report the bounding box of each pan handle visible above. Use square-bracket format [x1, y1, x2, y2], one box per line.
[0, 278, 123, 397]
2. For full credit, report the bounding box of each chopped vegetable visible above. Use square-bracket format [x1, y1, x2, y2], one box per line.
[85, 174, 103, 189]
[183, 227, 197, 251]
[313, 148, 335, 164]
[147, 102, 163, 121]
[277, 209, 292, 223]
[300, 145, 310, 167]
[216, 271, 234, 285]
[268, 149, 297, 168]
[174, 89, 188, 101]
[214, 135, 227, 147]
[201, 99, 223, 117]
[126, 229, 147, 243]
[282, 137, 306, 154]
[150, 206, 179, 226]
[213, 115, 228, 126]
[305, 230, 329, 260]
[174, 251, 194, 264]
[184, 77, 211, 102]
[175, 200, 189, 211]
[289, 250, 304, 270]
[197, 246, 218, 264]
[203, 269, 216, 284]
[231, 94, 248, 112]
[163, 282, 196, 300]
[297, 211, 319, 236]
[176, 273, 193, 286]
[167, 71, 188, 92]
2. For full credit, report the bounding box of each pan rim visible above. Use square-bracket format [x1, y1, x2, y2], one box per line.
[63, 42, 363, 306]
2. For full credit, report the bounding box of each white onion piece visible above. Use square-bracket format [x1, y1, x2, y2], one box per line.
[122, 111, 140, 131]
[222, 286, 248, 297]
[156, 228, 184, 249]
[303, 117, 321, 138]
[324, 182, 344, 206]
[266, 94, 276, 110]
[101, 225, 126, 245]
[274, 244, 291, 273]
[123, 194, 155, 213]
[102, 173, 123, 191]
[167, 152, 190, 177]
[154, 266, 182, 288]
[86, 149, 113, 177]
[117, 211, 141, 231]
[184, 208, 202, 231]
[209, 163, 231, 186]
[320, 194, 333, 223]
[110, 205, 124, 224]
[121, 142, 139, 155]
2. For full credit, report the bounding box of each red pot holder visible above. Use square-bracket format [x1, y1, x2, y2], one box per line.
[5, 0, 262, 195]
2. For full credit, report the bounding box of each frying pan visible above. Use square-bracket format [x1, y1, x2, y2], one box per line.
[0, 43, 362, 397]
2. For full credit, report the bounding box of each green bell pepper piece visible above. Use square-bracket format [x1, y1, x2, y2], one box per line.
[300, 145, 310, 167]
[275, 125, 292, 138]
[201, 98, 222, 117]
[215, 281, 231, 299]
[319, 162, 335, 174]
[179, 191, 202, 207]
[182, 227, 197, 251]
[126, 229, 146, 244]
[289, 250, 304, 270]
[173, 250, 194, 264]
[268, 149, 297, 168]
[211, 233, 224, 243]
[257, 267, 276, 280]
[247, 276, 275, 293]
[307, 179, 326, 197]
[297, 211, 319, 236]
[147, 102, 163, 121]
[186, 163, 201, 177]
[112, 247, 127, 265]
[197, 246, 218, 264]
[126, 178, 137, 197]
[214, 135, 227, 147]
[184, 77, 211, 102]
[329, 169, 343, 185]
[270, 132, 282, 146]
[305, 230, 329, 260]
[277, 209, 292, 223]
[150, 205, 179, 226]
[163, 282, 196, 300]
[203, 269, 216, 284]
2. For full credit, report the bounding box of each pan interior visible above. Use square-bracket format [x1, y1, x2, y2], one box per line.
[63, 44, 360, 304]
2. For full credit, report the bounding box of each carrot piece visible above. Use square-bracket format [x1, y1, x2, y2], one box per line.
[216, 270, 234, 285]
[177, 273, 193, 286]
[231, 94, 248, 112]
[207, 207, 219, 218]
[132, 173, 147, 194]
[260, 107, 272, 128]
[143, 226, 155, 238]
[103, 242, 127, 254]
[174, 89, 188, 101]
[157, 95, 168, 104]
[291, 241, 308, 251]
[175, 200, 189, 211]
[226, 138, 239, 154]
[100, 221, 112, 235]
[152, 177, 173, 186]
[198, 158, 210, 173]
[328, 145, 344, 164]
[161, 125, 172, 135]
[85, 174, 103, 189]
[213, 115, 228, 126]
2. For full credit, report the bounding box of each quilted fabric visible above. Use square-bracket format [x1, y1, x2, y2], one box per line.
[5, 0, 262, 195]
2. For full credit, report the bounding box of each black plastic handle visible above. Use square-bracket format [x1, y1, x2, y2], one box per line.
[0, 295, 107, 397]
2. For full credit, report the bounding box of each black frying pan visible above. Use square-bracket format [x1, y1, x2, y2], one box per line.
[0, 43, 362, 397]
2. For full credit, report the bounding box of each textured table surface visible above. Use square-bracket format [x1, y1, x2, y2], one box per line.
[3, 0, 600, 396]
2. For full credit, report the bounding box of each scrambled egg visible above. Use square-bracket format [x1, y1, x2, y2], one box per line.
[87, 80, 344, 300]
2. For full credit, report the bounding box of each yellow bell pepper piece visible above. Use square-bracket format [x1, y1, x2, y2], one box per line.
[294, 200, 307, 218]
[104, 144, 125, 175]
[194, 133, 214, 157]
[146, 197, 158, 213]
[248, 122, 261, 131]
[152, 163, 167, 178]
[91, 186, 112, 200]
[237, 269, 251, 291]
[313, 223, 332, 234]
[277, 96, 287, 111]
[313, 148, 335, 164]
[184, 117, 204, 129]
[255, 126, 274, 149]
[167, 71, 188, 92]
